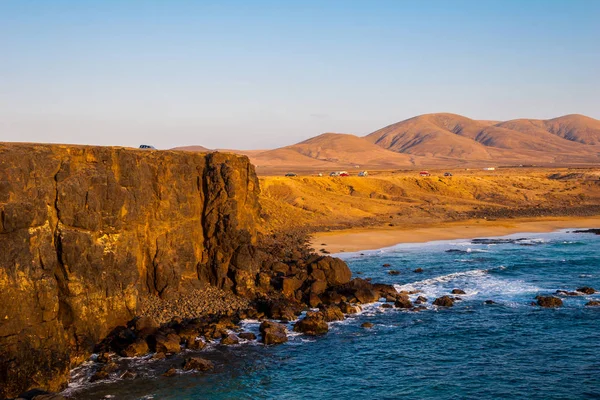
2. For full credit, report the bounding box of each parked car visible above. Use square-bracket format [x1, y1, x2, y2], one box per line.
[339, 171, 350, 177]
[444, 172, 453, 177]
[358, 171, 368, 177]
[285, 172, 297, 177]
[139, 144, 156, 149]
[419, 171, 430, 177]
[330, 171, 340, 177]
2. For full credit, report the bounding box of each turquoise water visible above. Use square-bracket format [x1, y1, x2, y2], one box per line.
[66, 229, 600, 399]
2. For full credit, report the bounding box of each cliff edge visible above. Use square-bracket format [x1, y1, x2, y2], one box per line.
[0, 143, 261, 397]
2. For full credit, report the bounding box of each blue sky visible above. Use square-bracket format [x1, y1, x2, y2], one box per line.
[1, 0, 599, 149]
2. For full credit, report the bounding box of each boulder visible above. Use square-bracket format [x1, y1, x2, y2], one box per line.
[120, 338, 149, 357]
[163, 368, 177, 377]
[381, 303, 393, 309]
[339, 302, 360, 314]
[394, 295, 413, 309]
[258, 298, 303, 321]
[361, 322, 374, 329]
[239, 332, 257, 340]
[388, 270, 400, 275]
[182, 357, 214, 371]
[451, 289, 466, 295]
[308, 256, 352, 286]
[220, 334, 240, 345]
[414, 296, 428, 304]
[259, 321, 288, 345]
[372, 283, 398, 299]
[133, 316, 159, 332]
[414, 268, 424, 273]
[577, 287, 596, 295]
[308, 292, 322, 308]
[293, 313, 329, 335]
[355, 287, 379, 304]
[310, 280, 328, 295]
[433, 296, 455, 307]
[536, 296, 563, 308]
[282, 277, 303, 297]
[484, 300, 496, 305]
[585, 300, 600, 306]
[153, 333, 181, 353]
[153, 352, 166, 360]
[186, 338, 206, 350]
[319, 305, 345, 322]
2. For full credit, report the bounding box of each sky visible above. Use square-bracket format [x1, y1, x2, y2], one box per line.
[1, 0, 599, 150]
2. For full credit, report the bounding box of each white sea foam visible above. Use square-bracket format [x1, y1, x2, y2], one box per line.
[395, 267, 541, 302]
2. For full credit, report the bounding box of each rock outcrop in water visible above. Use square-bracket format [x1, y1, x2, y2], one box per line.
[0, 143, 261, 398]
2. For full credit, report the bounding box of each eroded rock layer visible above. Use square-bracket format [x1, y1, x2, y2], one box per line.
[0, 143, 260, 398]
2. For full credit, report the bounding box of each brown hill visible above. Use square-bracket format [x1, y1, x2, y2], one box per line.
[364, 113, 494, 159]
[365, 113, 597, 162]
[497, 114, 600, 145]
[172, 145, 211, 152]
[173, 113, 600, 175]
[289, 133, 415, 167]
[246, 133, 418, 174]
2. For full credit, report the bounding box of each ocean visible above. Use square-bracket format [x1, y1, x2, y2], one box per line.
[65, 229, 600, 399]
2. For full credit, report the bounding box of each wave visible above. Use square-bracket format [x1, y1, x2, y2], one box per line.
[394, 266, 540, 302]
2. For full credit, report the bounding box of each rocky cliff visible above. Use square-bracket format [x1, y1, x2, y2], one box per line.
[0, 143, 261, 398]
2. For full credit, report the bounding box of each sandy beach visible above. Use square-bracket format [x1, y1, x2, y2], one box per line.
[310, 217, 600, 253]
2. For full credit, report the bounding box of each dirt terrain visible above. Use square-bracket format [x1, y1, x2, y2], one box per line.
[258, 168, 600, 235]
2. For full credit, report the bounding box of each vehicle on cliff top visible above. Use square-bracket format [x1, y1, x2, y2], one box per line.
[358, 171, 368, 177]
[419, 171, 430, 177]
[444, 172, 453, 177]
[285, 172, 297, 177]
[139, 144, 156, 149]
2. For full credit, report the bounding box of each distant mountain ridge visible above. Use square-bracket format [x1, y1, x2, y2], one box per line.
[173, 113, 600, 173]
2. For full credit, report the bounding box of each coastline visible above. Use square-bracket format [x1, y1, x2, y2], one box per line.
[310, 216, 600, 254]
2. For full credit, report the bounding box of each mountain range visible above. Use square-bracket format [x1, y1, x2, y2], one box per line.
[173, 113, 600, 174]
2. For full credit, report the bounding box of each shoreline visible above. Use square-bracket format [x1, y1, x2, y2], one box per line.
[310, 216, 600, 254]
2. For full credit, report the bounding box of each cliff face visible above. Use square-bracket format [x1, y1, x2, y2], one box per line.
[0, 143, 261, 398]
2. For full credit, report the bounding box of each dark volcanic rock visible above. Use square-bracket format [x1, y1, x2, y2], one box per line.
[585, 300, 600, 306]
[577, 287, 596, 295]
[259, 321, 288, 345]
[451, 289, 466, 295]
[556, 290, 580, 296]
[484, 300, 496, 305]
[0, 144, 262, 398]
[536, 296, 563, 308]
[239, 332, 257, 341]
[152, 333, 181, 354]
[433, 296, 455, 307]
[182, 357, 214, 371]
[415, 296, 428, 304]
[394, 295, 413, 309]
[120, 338, 149, 357]
[388, 270, 400, 275]
[414, 268, 424, 273]
[572, 229, 600, 235]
